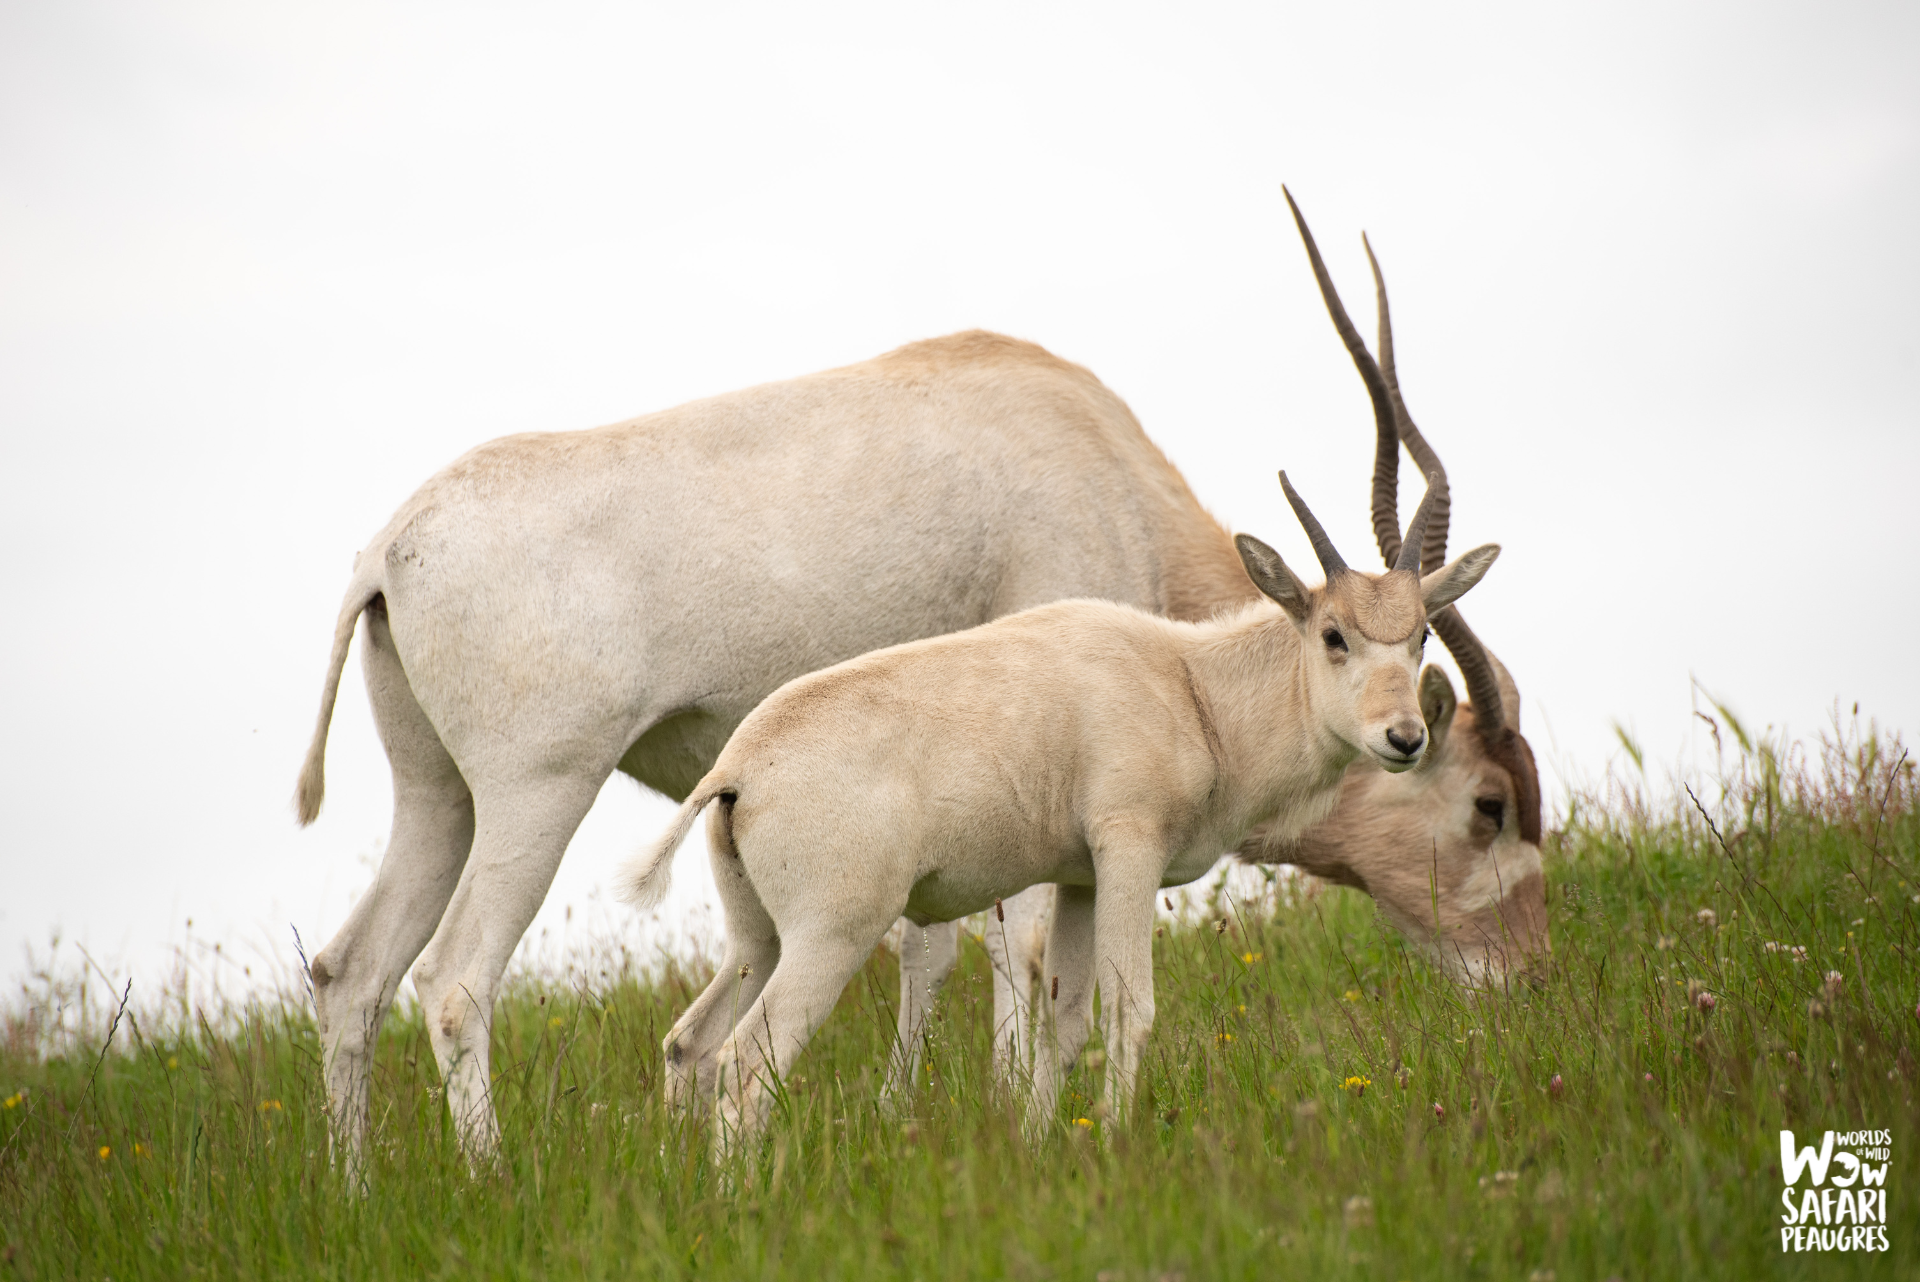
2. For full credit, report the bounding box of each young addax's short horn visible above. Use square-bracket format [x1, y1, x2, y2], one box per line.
[1278, 471, 1348, 580]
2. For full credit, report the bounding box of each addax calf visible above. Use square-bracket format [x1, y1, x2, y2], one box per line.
[619, 475, 1496, 1146]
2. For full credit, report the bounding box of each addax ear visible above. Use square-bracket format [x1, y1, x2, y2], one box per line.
[1419, 664, 1459, 759]
[1235, 533, 1313, 623]
[1420, 543, 1499, 614]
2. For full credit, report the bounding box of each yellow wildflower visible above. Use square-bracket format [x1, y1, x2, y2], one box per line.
[1344, 990, 1362, 1003]
[2, 1093, 19, 1110]
[549, 1016, 564, 1028]
[258, 1099, 283, 1114]
[1217, 1032, 1234, 1044]
[166, 1057, 179, 1070]
[1344, 1075, 1371, 1096]
[133, 1142, 150, 1157]
[98, 1145, 111, 1160]
[1073, 1117, 1092, 1128]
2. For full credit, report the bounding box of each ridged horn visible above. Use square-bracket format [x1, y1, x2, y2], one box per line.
[1278, 471, 1348, 580]
[1429, 609, 1506, 740]
[1363, 233, 1451, 576]
[1396, 473, 1440, 575]
[1282, 187, 1402, 569]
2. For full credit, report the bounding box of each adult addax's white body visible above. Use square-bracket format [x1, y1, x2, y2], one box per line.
[294, 332, 1254, 1169]
[621, 473, 1497, 1145]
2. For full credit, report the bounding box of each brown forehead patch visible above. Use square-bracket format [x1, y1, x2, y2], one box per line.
[1325, 570, 1424, 643]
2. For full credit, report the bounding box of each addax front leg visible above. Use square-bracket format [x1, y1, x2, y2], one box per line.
[1091, 865, 1159, 1124]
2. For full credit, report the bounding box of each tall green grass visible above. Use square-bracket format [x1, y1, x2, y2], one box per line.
[3, 716, 1916, 1279]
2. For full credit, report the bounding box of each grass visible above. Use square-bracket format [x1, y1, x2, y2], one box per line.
[3, 716, 1917, 1280]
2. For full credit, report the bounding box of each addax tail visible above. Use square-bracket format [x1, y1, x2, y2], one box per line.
[293, 570, 384, 825]
[616, 776, 732, 911]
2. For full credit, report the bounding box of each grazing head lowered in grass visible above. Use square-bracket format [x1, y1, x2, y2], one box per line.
[617, 470, 1497, 1148]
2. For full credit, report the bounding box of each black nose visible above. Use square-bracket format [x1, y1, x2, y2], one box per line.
[1386, 727, 1425, 757]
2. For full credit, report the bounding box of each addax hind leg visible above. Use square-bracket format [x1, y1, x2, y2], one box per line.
[409, 768, 606, 1167]
[311, 603, 473, 1185]
[884, 918, 960, 1105]
[661, 801, 779, 1112]
[712, 925, 881, 1154]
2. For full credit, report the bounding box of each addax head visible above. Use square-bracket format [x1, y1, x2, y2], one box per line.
[1233, 471, 1497, 773]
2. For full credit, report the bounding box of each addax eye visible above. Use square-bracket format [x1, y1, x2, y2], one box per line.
[1475, 797, 1505, 831]
[1322, 628, 1347, 652]
[1422, 626, 1432, 649]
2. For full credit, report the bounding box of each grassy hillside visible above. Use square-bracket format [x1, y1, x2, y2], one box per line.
[3, 721, 1916, 1280]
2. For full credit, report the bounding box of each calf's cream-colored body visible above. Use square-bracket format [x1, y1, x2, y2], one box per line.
[621, 478, 1496, 1145]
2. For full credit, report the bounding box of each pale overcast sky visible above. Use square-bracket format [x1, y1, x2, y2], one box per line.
[3, 1, 1916, 1002]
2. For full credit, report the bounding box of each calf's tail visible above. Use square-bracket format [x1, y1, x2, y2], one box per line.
[617, 775, 732, 911]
